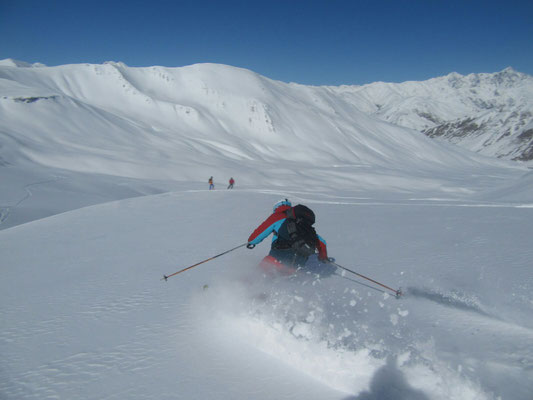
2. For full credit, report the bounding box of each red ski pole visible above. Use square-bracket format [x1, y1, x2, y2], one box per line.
[162, 243, 247, 281]
[331, 261, 402, 297]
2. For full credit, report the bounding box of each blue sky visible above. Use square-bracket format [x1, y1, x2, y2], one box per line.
[1, 0, 532, 85]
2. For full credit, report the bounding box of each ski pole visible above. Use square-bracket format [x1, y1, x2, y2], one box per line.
[162, 243, 247, 281]
[333, 272, 388, 295]
[331, 261, 402, 297]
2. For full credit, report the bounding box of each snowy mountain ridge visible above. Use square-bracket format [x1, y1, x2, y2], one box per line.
[2, 59, 520, 188]
[0, 58, 45, 68]
[1, 59, 531, 172]
[332, 68, 533, 161]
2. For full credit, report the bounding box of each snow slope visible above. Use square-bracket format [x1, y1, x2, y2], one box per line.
[1, 189, 532, 400]
[1, 60, 533, 399]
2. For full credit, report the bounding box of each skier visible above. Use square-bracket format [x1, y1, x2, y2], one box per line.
[247, 199, 330, 275]
[227, 177, 235, 189]
[208, 176, 214, 190]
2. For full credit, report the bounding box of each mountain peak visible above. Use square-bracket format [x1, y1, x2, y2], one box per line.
[501, 66, 517, 74]
[441, 67, 531, 90]
[0, 58, 46, 68]
[491, 66, 529, 86]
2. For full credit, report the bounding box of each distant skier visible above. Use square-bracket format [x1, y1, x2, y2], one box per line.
[208, 176, 214, 190]
[246, 199, 330, 276]
[227, 177, 235, 189]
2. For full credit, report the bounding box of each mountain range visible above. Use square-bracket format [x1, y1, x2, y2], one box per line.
[331, 67, 533, 161]
[1, 59, 531, 178]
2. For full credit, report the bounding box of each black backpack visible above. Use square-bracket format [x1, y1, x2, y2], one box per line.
[275, 205, 318, 257]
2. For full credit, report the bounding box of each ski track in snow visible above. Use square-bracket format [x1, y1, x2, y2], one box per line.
[405, 286, 496, 318]
[0, 176, 62, 227]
